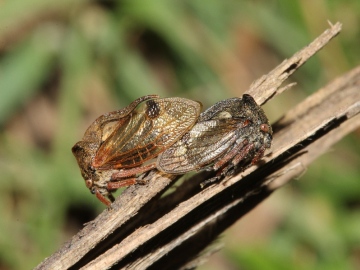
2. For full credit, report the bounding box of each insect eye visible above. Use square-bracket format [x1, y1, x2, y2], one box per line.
[260, 124, 269, 133]
[85, 179, 93, 189]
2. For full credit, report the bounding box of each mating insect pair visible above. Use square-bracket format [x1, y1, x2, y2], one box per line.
[72, 94, 272, 206]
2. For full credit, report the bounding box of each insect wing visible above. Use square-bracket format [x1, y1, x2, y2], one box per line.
[157, 118, 244, 174]
[93, 97, 201, 169]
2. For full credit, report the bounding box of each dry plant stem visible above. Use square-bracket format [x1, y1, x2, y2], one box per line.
[83, 66, 360, 270]
[35, 22, 347, 270]
[248, 22, 342, 105]
[35, 172, 180, 270]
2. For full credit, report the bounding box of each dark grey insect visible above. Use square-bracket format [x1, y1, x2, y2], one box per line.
[156, 94, 272, 184]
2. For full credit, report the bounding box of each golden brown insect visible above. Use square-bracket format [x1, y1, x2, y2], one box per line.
[157, 94, 272, 184]
[72, 95, 202, 206]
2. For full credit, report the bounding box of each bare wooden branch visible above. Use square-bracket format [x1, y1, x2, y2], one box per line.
[84, 66, 360, 270]
[248, 21, 342, 105]
[35, 22, 360, 270]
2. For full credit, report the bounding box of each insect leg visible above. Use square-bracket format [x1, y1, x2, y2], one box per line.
[108, 163, 157, 189]
[213, 139, 248, 171]
[111, 163, 157, 178]
[216, 142, 255, 178]
[231, 143, 254, 167]
[251, 145, 266, 165]
[201, 140, 250, 188]
[107, 178, 138, 190]
[95, 189, 112, 207]
[200, 165, 226, 188]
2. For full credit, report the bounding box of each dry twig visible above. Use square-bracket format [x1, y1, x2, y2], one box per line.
[36, 22, 360, 270]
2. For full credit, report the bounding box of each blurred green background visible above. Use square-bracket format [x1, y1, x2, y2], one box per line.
[0, 0, 359, 269]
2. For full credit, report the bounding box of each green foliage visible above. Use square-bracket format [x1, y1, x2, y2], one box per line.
[0, 0, 359, 269]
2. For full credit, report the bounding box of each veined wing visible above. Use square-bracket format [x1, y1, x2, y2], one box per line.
[157, 118, 246, 174]
[93, 97, 201, 169]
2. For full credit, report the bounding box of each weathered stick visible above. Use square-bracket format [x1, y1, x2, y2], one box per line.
[36, 22, 358, 270]
[84, 65, 360, 270]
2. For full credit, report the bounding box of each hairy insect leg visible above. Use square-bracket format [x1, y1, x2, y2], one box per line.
[94, 189, 113, 207]
[213, 139, 248, 171]
[251, 145, 266, 165]
[111, 163, 157, 178]
[107, 178, 138, 190]
[201, 142, 260, 188]
[216, 142, 255, 178]
[231, 143, 255, 167]
[200, 166, 225, 188]
[108, 163, 157, 190]
[201, 140, 251, 188]
[215, 142, 254, 179]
